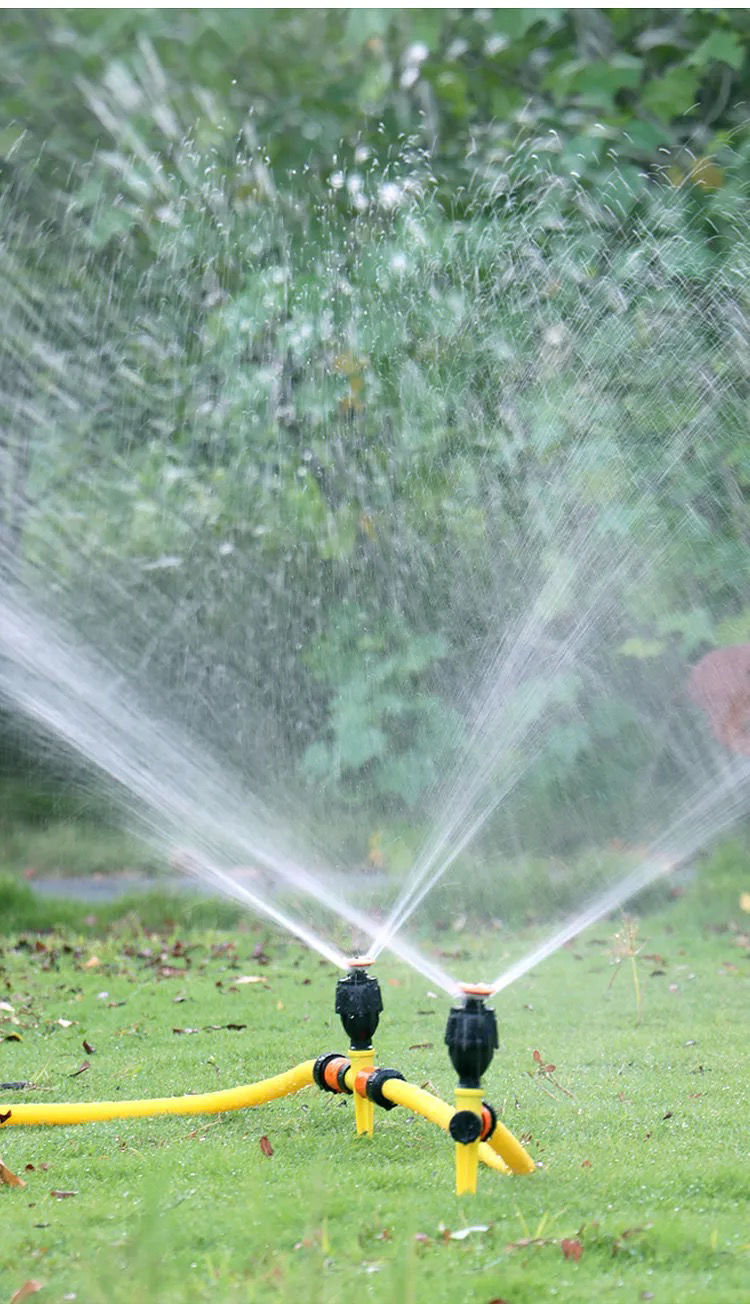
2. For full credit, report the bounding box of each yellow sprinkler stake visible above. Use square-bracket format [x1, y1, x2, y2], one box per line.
[452, 1086, 484, 1195]
[348, 1046, 375, 1135]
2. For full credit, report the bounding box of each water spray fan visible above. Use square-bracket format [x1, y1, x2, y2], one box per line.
[0, 956, 534, 1194]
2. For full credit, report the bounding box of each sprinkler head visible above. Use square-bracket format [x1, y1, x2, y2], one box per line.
[444, 985, 498, 1089]
[335, 962, 383, 1051]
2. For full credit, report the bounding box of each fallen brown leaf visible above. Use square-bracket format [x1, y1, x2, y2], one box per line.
[259, 1135, 274, 1158]
[561, 1237, 583, 1261]
[50, 1189, 77, 1199]
[68, 1061, 90, 1078]
[83, 955, 100, 969]
[0, 1156, 26, 1187]
[9, 1281, 44, 1303]
[82, 1039, 95, 1055]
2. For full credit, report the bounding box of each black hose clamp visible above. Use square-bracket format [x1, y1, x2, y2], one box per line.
[365, 1067, 405, 1111]
[449, 1109, 482, 1144]
[313, 1052, 351, 1093]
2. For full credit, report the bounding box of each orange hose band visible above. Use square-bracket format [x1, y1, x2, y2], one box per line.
[323, 1056, 350, 1092]
[354, 1067, 375, 1098]
[480, 1105, 494, 1141]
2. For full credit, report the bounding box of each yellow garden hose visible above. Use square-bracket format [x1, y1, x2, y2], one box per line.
[0, 1060, 316, 1126]
[486, 1116, 536, 1174]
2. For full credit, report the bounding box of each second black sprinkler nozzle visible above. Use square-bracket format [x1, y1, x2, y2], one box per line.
[335, 958, 383, 1051]
[444, 983, 498, 1089]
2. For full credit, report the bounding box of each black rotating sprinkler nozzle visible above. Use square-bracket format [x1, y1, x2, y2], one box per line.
[335, 958, 383, 1051]
[444, 984, 498, 1088]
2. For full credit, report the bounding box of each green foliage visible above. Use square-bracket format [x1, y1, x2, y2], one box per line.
[301, 609, 455, 807]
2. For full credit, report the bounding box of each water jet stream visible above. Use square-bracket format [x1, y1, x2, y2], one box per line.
[489, 759, 750, 995]
[370, 350, 735, 961]
[0, 583, 458, 992]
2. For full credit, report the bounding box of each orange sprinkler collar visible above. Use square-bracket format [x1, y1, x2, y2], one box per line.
[458, 982, 494, 998]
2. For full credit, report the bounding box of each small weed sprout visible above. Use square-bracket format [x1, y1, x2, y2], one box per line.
[608, 915, 645, 1023]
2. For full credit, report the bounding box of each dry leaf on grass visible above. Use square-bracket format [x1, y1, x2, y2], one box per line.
[259, 1135, 274, 1157]
[561, 1237, 584, 1260]
[50, 1189, 77, 1199]
[9, 1282, 44, 1303]
[0, 1156, 26, 1187]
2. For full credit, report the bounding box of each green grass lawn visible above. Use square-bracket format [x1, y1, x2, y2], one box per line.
[1, 850, 748, 1304]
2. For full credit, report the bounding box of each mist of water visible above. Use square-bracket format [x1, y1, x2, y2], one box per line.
[371, 278, 745, 958]
[2, 141, 750, 1001]
[490, 756, 750, 994]
[0, 582, 458, 992]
